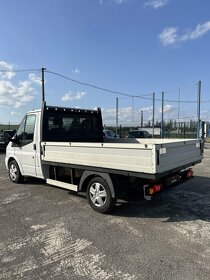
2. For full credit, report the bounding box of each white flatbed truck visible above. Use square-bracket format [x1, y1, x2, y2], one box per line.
[5, 104, 203, 213]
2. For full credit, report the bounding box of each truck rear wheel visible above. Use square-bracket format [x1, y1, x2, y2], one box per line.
[86, 177, 116, 213]
[8, 160, 23, 183]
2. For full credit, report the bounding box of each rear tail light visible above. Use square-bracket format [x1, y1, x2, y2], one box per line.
[148, 184, 163, 195]
[148, 188, 155, 195]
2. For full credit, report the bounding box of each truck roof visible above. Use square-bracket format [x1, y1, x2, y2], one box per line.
[27, 109, 41, 114]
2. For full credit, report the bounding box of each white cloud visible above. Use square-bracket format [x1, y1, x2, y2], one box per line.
[28, 73, 42, 86]
[114, 0, 125, 3]
[137, 106, 154, 120]
[102, 106, 132, 123]
[140, 106, 153, 113]
[72, 68, 80, 74]
[118, 107, 133, 121]
[102, 106, 149, 125]
[159, 21, 210, 46]
[201, 110, 210, 121]
[11, 111, 21, 116]
[162, 104, 175, 113]
[0, 61, 16, 80]
[188, 21, 210, 39]
[159, 27, 178, 46]
[61, 91, 86, 102]
[99, 0, 129, 5]
[144, 0, 169, 9]
[102, 106, 155, 125]
[0, 62, 41, 108]
[102, 104, 178, 125]
[0, 80, 35, 108]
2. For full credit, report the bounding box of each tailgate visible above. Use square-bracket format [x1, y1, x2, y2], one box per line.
[156, 139, 203, 174]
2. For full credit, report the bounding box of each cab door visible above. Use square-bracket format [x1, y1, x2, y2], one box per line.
[14, 114, 37, 177]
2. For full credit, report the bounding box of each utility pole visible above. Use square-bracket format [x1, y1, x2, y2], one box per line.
[41, 68, 46, 103]
[178, 88, 180, 119]
[161, 91, 164, 138]
[132, 96, 134, 126]
[116, 97, 119, 136]
[141, 110, 143, 127]
[177, 88, 180, 135]
[152, 92, 155, 138]
[197, 81, 201, 138]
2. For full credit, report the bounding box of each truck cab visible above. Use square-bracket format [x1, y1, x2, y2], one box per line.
[5, 110, 44, 180]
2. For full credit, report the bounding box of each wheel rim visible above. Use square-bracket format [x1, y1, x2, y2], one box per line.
[89, 182, 107, 207]
[10, 164, 18, 181]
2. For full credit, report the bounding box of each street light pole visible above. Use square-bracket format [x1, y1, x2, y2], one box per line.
[41, 68, 46, 104]
[116, 97, 119, 135]
[197, 81, 201, 138]
[152, 92, 155, 137]
[161, 91, 164, 138]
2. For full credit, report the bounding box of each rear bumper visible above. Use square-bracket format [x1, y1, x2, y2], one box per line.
[143, 168, 194, 200]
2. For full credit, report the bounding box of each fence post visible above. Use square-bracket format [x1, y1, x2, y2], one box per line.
[161, 91, 164, 138]
[197, 81, 201, 138]
[152, 92, 155, 138]
[116, 97, 119, 136]
[141, 110, 143, 127]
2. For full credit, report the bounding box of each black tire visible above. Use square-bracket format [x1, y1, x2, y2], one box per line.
[86, 176, 116, 214]
[8, 160, 23, 183]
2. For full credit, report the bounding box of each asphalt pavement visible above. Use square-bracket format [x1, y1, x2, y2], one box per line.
[0, 145, 210, 280]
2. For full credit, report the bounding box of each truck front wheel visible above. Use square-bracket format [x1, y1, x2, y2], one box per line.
[86, 177, 116, 213]
[8, 160, 23, 183]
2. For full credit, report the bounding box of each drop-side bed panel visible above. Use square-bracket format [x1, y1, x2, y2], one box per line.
[41, 139, 202, 176]
[41, 142, 155, 174]
[156, 140, 202, 173]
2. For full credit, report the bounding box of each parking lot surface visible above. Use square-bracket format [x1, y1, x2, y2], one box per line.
[0, 145, 210, 280]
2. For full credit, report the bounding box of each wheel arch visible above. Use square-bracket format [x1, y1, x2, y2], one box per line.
[7, 156, 24, 175]
[79, 171, 116, 198]
[8, 157, 16, 166]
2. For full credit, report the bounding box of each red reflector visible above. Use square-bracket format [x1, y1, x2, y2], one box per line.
[186, 170, 193, 178]
[153, 184, 162, 193]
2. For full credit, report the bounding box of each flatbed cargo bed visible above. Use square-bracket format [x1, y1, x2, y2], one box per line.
[41, 138, 203, 179]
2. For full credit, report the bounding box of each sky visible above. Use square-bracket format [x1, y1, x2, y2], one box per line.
[0, 0, 210, 126]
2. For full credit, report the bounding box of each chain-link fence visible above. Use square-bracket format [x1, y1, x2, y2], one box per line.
[104, 121, 210, 139]
[103, 81, 207, 139]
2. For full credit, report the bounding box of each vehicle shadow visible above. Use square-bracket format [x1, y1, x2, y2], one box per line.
[111, 175, 210, 223]
[23, 177, 46, 185]
[21, 175, 210, 223]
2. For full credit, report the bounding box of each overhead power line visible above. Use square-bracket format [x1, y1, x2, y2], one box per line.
[46, 70, 152, 99]
[0, 69, 41, 73]
[46, 70, 210, 103]
[1, 68, 209, 103]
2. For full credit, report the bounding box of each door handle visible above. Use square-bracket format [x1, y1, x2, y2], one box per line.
[33, 144, 36, 151]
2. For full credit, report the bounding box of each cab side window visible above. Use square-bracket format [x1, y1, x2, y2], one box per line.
[16, 117, 26, 140]
[16, 115, 36, 146]
[23, 115, 36, 142]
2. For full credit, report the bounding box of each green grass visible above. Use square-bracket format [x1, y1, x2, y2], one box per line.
[0, 124, 19, 132]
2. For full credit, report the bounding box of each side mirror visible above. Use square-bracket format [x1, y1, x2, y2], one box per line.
[10, 135, 21, 145]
